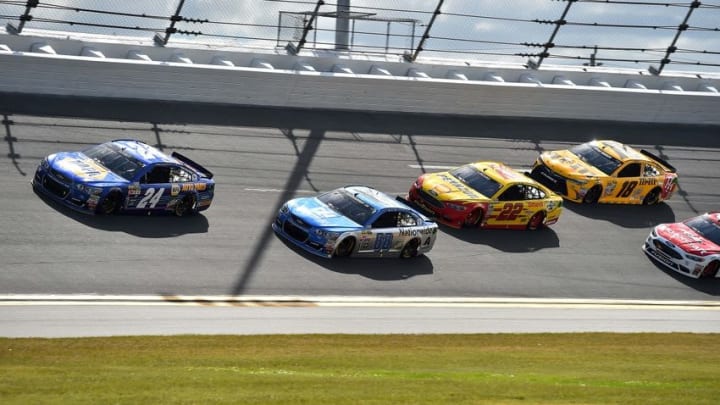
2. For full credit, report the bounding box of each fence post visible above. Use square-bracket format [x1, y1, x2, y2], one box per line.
[649, 0, 700, 75]
[6, 0, 39, 35]
[404, 0, 444, 62]
[154, 0, 186, 46]
[286, 0, 325, 55]
[527, 0, 576, 70]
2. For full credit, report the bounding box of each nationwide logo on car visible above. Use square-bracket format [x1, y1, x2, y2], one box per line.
[58, 156, 109, 180]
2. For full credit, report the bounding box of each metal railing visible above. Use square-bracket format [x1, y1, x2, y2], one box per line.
[1, 0, 718, 75]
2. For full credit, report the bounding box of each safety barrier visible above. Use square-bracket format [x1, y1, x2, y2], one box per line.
[1, 30, 719, 125]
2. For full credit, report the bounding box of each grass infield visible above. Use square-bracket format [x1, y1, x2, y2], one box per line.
[1, 333, 718, 404]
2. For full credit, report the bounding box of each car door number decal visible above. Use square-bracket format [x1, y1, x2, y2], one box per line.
[137, 187, 164, 208]
[374, 233, 393, 252]
[616, 181, 638, 198]
[497, 203, 523, 220]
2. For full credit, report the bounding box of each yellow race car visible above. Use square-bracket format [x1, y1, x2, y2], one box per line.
[529, 140, 678, 205]
[407, 161, 562, 230]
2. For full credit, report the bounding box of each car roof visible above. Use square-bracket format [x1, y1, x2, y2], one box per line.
[343, 185, 408, 211]
[109, 139, 176, 165]
[469, 161, 531, 185]
[705, 212, 720, 225]
[591, 140, 649, 163]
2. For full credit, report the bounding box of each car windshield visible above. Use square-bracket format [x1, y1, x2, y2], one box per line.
[685, 216, 720, 246]
[318, 189, 376, 225]
[450, 165, 502, 197]
[83, 143, 144, 180]
[570, 143, 622, 175]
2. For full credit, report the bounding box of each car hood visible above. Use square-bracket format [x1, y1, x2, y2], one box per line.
[541, 150, 606, 179]
[49, 152, 128, 184]
[288, 197, 362, 230]
[421, 172, 489, 202]
[656, 223, 720, 256]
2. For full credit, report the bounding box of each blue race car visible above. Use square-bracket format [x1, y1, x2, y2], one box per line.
[32, 139, 214, 216]
[273, 185, 438, 259]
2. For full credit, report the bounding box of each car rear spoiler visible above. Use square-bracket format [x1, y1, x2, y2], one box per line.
[172, 151, 214, 179]
[640, 150, 676, 173]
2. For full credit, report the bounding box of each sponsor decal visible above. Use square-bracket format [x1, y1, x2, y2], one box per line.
[59, 157, 108, 180]
[661, 174, 677, 199]
[128, 183, 141, 196]
[437, 174, 479, 199]
[639, 178, 656, 186]
[171, 184, 181, 196]
[87, 195, 100, 209]
[648, 247, 676, 268]
[398, 227, 436, 237]
[604, 180, 617, 196]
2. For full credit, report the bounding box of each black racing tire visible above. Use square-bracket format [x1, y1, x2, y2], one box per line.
[700, 261, 719, 279]
[642, 187, 661, 205]
[174, 194, 196, 217]
[333, 237, 355, 258]
[463, 209, 484, 228]
[400, 239, 420, 259]
[527, 211, 545, 231]
[97, 191, 122, 215]
[583, 185, 602, 204]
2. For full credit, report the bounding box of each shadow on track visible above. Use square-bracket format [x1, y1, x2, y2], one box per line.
[34, 189, 209, 237]
[3, 93, 720, 148]
[274, 232, 434, 280]
[644, 253, 720, 296]
[230, 128, 327, 294]
[564, 202, 676, 228]
[439, 226, 560, 253]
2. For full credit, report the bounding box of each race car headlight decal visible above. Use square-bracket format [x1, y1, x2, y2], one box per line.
[40, 158, 49, 170]
[650, 229, 657, 237]
[685, 254, 703, 262]
[314, 229, 341, 239]
[446, 202, 467, 211]
[280, 204, 289, 214]
[75, 184, 103, 195]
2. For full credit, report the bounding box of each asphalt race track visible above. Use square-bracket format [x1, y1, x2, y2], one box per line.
[1, 96, 720, 305]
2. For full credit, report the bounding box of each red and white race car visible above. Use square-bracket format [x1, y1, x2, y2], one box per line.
[643, 212, 720, 279]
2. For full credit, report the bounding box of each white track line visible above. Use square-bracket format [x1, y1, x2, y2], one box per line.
[1, 295, 718, 310]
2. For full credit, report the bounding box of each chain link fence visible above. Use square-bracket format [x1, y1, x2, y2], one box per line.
[1, 0, 718, 74]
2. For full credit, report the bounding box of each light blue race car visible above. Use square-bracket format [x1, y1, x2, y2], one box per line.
[273, 185, 438, 259]
[32, 139, 214, 216]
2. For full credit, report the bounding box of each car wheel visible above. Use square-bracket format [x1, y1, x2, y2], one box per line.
[527, 211, 545, 231]
[642, 187, 661, 205]
[700, 261, 719, 278]
[400, 239, 420, 259]
[174, 195, 196, 217]
[463, 209, 484, 228]
[583, 186, 601, 204]
[98, 192, 121, 215]
[333, 237, 355, 258]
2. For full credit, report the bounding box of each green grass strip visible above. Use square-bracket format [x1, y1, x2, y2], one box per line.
[1, 333, 718, 404]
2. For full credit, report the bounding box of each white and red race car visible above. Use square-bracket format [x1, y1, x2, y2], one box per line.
[643, 212, 720, 279]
